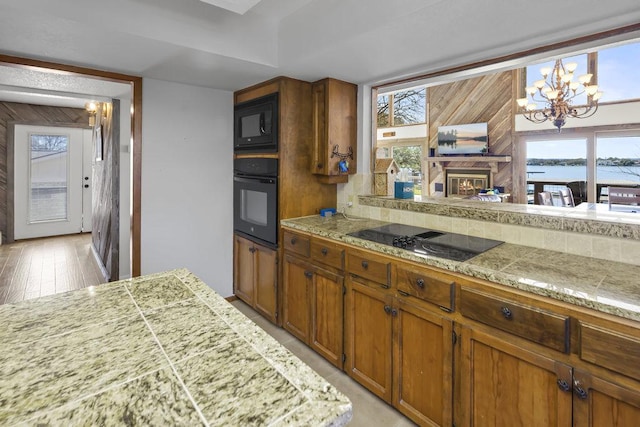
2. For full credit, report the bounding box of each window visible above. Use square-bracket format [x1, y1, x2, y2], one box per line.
[596, 134, 640, 192]
[526, 139, 587, 205]
[377, 88, 426, 127]
[29, 134, 69, 222]
[597, 42, 640, 102]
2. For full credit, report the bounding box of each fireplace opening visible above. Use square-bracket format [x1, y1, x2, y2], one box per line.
[445, 169, 491, 197]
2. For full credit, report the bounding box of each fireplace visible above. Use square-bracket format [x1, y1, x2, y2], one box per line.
[445, 169, 491, 197]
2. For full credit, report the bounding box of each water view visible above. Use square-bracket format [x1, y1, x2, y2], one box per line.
[526, 165, 640, 184]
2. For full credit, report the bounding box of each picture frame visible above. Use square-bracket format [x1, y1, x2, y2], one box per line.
[94, 125, 103, 161]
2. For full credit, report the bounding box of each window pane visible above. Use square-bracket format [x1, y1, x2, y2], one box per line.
[30, 134, 69, 222]
[392, 88, 426, 125]
[596, 136, 640, 185]
[392, 145, 422, 195]
[597, 42, 640, 102]
[377, 94, 390, 127]
[525, 54, 588, 108]
[526, 139, 587, 205]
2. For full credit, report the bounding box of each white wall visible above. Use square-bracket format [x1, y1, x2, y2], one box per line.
[141, 79, 233, 296]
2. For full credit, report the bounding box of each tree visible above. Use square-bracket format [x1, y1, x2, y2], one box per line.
[393, 146, 422, 171]
[377, 89, 426, 127]
[31, 135, 68, 152]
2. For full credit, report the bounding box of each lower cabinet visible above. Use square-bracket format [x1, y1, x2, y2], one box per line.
[459, 324, 573, 427]
[233, 234, 278, 323]
[573, 370, 640, 427]
[345, 274, 454, 426]
[282, 254, 345, 368]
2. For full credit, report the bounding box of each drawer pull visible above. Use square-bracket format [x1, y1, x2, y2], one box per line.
[384, 305, 392, 314]
[416, 278, 425, 288]
[574, 381, 588, 400]
[321, 248, 328, 256]
[361, 260, 369, 269]
[557, 379, 570, 392]
[304, 271, 313, 279]
[501, 306, 513, 319]
[290, 237, 298, 245]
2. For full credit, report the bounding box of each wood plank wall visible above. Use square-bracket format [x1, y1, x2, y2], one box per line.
[91, 101, 119, 281]
[428, 71, 515, 196]
[0, 102, 89, 241]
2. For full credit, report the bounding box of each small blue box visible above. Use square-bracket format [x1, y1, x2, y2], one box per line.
[394, 182, 414, 199]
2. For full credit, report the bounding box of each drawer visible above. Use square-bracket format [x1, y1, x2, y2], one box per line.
[460, 287, 569, 353]
[580, 322, 640, 382]
[283, 231, 310, 258]
[347, 251, 390, 286]
[396, 265, 454, 311]
[310, 240, 344, 270]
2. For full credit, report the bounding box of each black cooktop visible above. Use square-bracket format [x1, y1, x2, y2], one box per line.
[347, 224, 503, 262]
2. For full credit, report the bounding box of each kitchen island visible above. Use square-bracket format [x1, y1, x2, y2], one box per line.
[0, 269, 352, 426]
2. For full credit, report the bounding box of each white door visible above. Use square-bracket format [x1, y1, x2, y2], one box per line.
[14, 125, 93, 239]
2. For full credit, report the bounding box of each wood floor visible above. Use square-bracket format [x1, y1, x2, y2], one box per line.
[0, 233, 105, 305]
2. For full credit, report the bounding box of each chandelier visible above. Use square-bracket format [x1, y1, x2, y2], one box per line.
[516, 59, 603, 131]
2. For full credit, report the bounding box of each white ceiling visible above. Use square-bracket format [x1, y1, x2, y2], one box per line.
[1, 0, 640, 107]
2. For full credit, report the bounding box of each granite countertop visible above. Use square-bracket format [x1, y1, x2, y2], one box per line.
[281, 215, 640, 322]
[0, 269, 352, 426]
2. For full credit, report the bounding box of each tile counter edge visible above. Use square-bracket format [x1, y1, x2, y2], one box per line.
[281, 216, 640, 323]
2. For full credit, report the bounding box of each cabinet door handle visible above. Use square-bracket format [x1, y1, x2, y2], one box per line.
[556, 379, 570, 392]
[304, 271, 313, 279]
[384, 305, 391, 314]
[321, 248, 328, 256]
[361, 260, 369, 269]
[416, 278, 425, 288]
[574, 380, 588, 399]
[501, 306, 513, 319]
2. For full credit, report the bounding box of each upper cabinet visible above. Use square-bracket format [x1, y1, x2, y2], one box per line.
[312, 78, 357, 184]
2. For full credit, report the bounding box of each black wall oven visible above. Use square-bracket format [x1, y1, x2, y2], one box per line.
[234, 93, 278, 153]
[233, 158, 278, 247]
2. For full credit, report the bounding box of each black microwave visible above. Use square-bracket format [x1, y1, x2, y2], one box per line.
[234, 93, 278, 153]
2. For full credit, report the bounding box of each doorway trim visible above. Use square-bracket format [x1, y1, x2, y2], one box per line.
[0, 54, 142, 277]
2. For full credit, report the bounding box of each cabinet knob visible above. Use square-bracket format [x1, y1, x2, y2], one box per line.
[574, 380, 588, 399]
[556, 379, 570, 392]
[304, 271, 313, 279]
[321, 248, 328, 256]
[361, 260, 369, 269]
[384, 305, 391, 314]
[391, 308, 398, 317]
[501, 306, 513, 319]
[249, 247, 256, 253]
[416, 278, 425, 288]
[317, 163, 323, 169]
[290, 237, 298, 245]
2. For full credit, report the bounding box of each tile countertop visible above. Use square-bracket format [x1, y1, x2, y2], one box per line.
[0, 269, 352, 426]
[281, 215, 640, 322]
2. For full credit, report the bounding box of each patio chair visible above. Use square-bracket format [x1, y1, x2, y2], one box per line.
[558, 187, 575, 207]
[537, 191, 553, 206]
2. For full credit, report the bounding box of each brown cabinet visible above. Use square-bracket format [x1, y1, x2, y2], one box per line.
[393, 296, 454, 426]
[282, 235, 345, 368]
[233, 234, 278, 323]
[311, 78, 357, 183]
[459, 324, 573, 427]
[573, 370, 640, 427]
[344, 272, 454, 426]
[344, 275, 393, 401]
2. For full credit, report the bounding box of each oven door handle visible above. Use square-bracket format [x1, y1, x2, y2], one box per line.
[233, 176, 276, 185]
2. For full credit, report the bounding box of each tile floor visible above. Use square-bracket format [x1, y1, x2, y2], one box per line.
[230, 299, 416, 427]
